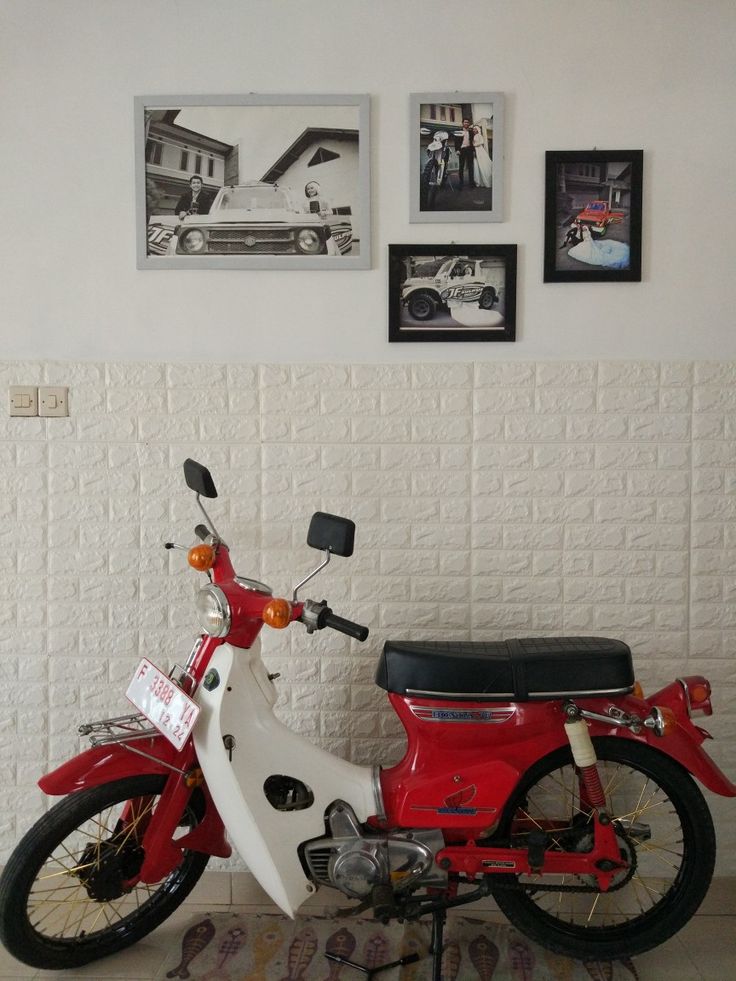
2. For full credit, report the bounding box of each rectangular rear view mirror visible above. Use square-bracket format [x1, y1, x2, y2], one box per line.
[183, 459, 218, 499]
[307, 512, 355, 557]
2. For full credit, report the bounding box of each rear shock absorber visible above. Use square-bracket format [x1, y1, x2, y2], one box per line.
[564, 703, 607, 810]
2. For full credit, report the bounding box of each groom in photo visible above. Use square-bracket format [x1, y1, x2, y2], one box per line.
[458, 118, 476, 188]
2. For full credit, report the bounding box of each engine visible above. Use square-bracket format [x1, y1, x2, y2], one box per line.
[302, 801, 447, 899]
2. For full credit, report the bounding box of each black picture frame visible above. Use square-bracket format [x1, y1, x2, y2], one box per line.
[544, 150, 643, 283]
[388, 244, 517, 343]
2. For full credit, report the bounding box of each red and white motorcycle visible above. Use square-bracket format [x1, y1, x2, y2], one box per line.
[1, 460, 734, 975]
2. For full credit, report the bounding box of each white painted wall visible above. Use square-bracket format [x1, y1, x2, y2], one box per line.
[1, 0, 734, 363]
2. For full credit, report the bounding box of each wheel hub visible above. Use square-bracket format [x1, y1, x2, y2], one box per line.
[76, 839, 144, 902]
[570, 828, 637, 891]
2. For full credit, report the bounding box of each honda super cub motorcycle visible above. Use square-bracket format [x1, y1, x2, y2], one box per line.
[420, 129, 451, 209]
[1, 460, 734, 975]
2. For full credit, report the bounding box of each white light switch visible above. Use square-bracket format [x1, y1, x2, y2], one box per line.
[39, 386, 69, 417]
[9, 386, 38, 416]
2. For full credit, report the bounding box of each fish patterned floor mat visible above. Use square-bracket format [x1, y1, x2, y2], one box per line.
[156, 910, 639, 980]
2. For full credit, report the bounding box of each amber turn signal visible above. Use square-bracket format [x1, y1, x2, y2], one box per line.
[632, 680, 645, 699]
[262, 598, 293, 629]
[185, 768, 204, 788]
[188, 544, 216, 571]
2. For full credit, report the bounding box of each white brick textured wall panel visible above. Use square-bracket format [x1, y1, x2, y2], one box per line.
[2, 359, 736, 874]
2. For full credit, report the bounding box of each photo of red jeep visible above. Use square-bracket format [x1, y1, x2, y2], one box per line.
[575, 200, 625, 236]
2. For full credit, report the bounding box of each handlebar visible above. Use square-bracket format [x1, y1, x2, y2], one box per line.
[299, 599, 369, 642]
[323, 610, 369, 642]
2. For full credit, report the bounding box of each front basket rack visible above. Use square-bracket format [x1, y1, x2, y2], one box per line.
[79, 713, 158, 747]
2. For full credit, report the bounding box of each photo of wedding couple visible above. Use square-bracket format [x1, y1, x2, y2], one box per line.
[544, 150, 643, 282]
[410, 93, 505, 222]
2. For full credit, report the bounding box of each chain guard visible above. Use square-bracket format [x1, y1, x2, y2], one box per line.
[490, 827, 638, 896]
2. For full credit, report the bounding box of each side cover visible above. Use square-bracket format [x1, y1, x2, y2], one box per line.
[194, 642, 377, 917]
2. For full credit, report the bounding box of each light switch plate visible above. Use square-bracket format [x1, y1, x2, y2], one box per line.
[9, 386, 38, 416]
[39, 386, 69, 417]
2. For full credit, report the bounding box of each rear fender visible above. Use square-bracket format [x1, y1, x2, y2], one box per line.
[583, 691, 736, 797]
[638, 725, 736, 796]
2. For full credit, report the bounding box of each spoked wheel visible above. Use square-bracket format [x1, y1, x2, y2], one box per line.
[492, 738, 715, 960]
[0, 775, 209, 969]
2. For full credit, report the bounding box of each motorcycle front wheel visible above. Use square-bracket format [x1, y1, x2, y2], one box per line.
[492, 737, 715, 960]
[0, 774, 209, 969]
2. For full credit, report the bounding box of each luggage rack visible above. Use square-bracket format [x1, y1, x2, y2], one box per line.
[79, 713, 158, 747]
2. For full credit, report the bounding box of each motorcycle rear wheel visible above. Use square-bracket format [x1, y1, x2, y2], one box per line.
[0, 774, 209, 970]
[492, 737, 715, 960]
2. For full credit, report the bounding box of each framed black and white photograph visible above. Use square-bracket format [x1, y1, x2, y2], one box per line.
[544, 149, 643, 283]
[135, 94, 371, 270]
[388, 244, 516, 342]
[409, 92, 504, 223]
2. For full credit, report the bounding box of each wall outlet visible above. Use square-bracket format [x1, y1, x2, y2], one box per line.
[38, 386, 69, 417]
[9, 386, 38, 416]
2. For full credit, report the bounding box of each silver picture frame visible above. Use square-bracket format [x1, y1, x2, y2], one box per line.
[409, 92, 505, 223]
[135, 93, 371, 270]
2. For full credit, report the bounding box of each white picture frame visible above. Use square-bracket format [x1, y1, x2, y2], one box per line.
[409, 92, 505, 223]
[135, 94, 371, 270]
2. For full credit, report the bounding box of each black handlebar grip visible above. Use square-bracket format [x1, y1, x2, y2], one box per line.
[194, 524, 210, 541]
[323, 612, 369, 642]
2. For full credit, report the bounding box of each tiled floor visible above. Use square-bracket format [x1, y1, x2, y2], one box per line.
[0, 873, 734, 979]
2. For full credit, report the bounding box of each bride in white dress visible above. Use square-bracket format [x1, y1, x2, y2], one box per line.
[472, 128, 493, 188]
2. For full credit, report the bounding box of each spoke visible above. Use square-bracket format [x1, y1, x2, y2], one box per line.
[631, 875, 668, 900]
[635, 842, 683, 873]
[585, 891, 601, 924]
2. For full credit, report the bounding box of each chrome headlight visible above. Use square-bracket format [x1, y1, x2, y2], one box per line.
[195, 585, 231, 637]
[180, 228, 207, 253]
[296, 228, 322, 253]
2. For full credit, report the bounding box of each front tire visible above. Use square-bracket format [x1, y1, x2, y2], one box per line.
[407, 290, 437, 321]
[0, 775, 209, 970]
[491, 738, 715, 960]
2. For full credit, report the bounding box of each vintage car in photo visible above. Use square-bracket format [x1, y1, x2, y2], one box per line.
[146, 215, 179, 256]
[168, 181, 353, 257]
[575, 200, 625, 236]
[401, 257, 501, 321]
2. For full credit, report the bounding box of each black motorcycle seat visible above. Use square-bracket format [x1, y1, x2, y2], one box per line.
[375, 636, 634, 702]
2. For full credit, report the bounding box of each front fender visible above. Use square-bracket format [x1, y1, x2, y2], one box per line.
[39, 736, 178, 795]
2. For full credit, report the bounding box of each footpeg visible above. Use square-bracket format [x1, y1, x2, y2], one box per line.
[527, 830, 548, 871]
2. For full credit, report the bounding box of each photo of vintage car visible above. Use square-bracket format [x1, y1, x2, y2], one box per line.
[169, 181, 353, 257]
[401, 256, 500, 321]
[575, 200, 625, 236]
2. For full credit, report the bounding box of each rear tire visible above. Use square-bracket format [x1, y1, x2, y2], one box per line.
[491, 738, 715, 960]
[0, 775, 209, 969]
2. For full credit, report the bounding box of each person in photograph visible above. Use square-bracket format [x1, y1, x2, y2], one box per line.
[458, 119, 476, 188]
[568, 223, 630, 269]
[471, 127, 493, 188]
[303, 180, 332, 216]
[560, 219, 583, 249]
[175, 176, 213, 220]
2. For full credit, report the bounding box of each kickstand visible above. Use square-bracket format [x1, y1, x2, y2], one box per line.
[429, 908, 446, 981]
[324, 950, 420, 979]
